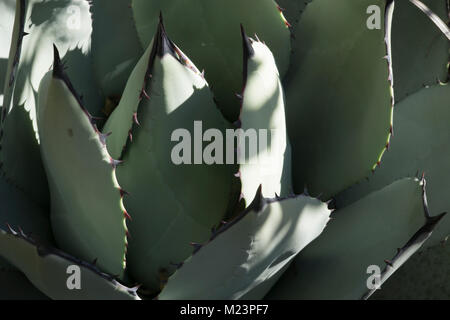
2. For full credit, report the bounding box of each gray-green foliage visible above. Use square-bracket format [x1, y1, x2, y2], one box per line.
[266, 178, 445, 300]
[337, 84, 450, 247]
[0, 0, 449, 300]
[105, 22, 233, 291]
[131, 0, 291, 121]
[285, 0, 394, 199]
[159, 188, 331, 300]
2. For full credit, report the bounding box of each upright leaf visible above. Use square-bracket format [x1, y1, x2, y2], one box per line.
[105, 18, 233, 292]
[285, 0, 394, 199]
[238, 27, 292, 205]
[131, 0, 291, 121]
[37, 46, 128, 277]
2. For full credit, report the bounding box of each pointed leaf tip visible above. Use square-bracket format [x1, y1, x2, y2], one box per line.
[153, 13, 174, 57]
[248, 185, 265, 212]
[240, 24, 255, 61]
[52, 44, 63, 79]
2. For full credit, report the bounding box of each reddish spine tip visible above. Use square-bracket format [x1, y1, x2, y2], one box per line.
[124, 211, 132, 221]
[133, 113, 140, 126]
[139, 88, 150, 100]
[120, 188, 130, 197]
[128, 130, 133, 142]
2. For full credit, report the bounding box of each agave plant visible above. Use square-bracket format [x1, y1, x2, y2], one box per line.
[0, 0, 449, 300]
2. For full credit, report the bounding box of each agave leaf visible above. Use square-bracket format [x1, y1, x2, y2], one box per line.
[266, 178, 446, 300]
[0, 0, 104, 207]
[372, 243, 450, 299]
[0, 228, 140, 300]
[158, 187, 331, 300]
[391, 0, 449, 102]
[91, 0, 143, 97]
[102, 37, 155, 159]
[4, 0, 101, 119]
[285, 0, 394, 199]
[106, 18, 233, 292]
[238, 27, 292, 205]
[37, 46, 128, 278]
[131, 0, 291, 121]
[336, 83, 450, 247]
[0, 0, 48, 207]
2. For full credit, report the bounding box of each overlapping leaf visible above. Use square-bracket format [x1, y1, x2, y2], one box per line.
[391, 0, 449, 102]
[104, 19, 233, 292]
[37, 47, 128, 278]
[266, 178, 445, 300]
[159, 188, 330, 300]
[0, 0, 104, 207]
[337, 84, 450, 247]
[131, 0, 291, 121]
[0, 228, 139, 300]
[285, 0, 394, 199]
[91, 0, 143, 98]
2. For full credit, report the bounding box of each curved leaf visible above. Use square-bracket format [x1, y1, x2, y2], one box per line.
[266, 178, 446, 300]
[238, 27, 292, 205]
[37, 47, 128, 278]
[102, 37, 155, 159]
[337, 83, 450, 247]
[159, 187, 330, 300]
[286, 0, 394, 199]
[0, 228, 139, 300]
